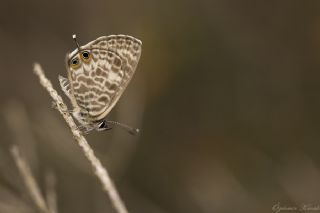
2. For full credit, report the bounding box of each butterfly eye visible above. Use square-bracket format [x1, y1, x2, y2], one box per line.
[81, 51, 91, 63]
[70, 58, 80, 69]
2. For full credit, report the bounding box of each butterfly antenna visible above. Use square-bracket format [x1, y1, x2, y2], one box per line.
[72, 34, 81, 51]
[106, 120, 140, 135]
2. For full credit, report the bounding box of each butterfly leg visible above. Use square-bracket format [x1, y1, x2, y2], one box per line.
[76, 124, 94, 134]
[72, 110, 97, 134]
[51, 101, 74, 113]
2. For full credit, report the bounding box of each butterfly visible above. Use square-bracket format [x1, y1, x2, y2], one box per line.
[59, 34, 142, 134]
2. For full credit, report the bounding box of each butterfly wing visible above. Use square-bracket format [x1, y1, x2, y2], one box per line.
[67, 35, 142, 122]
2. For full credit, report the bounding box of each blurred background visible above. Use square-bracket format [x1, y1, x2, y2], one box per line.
[1, 0, 320, 212]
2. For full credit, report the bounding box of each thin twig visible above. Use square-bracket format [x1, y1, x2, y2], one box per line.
[33, 63, 129, 213]
[45, 169, 58, 213]
[3, 101, 38, 171]
[10, 145, 51, 213]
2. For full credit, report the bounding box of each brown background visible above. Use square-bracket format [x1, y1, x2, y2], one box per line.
[1, 0, 320, 213]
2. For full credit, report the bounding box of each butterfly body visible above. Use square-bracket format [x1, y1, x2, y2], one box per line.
[59, 35, 142, 132]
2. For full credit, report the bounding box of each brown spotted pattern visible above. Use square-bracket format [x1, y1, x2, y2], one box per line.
[64, 35, 142, 127]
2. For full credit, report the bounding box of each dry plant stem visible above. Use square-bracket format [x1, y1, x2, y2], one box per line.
[10, 145, 51, 213]
[3, 101, 38, 171]
[45, 170, 58, 213]
[33, 63, 129, 213]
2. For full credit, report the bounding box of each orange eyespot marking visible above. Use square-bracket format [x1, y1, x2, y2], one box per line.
[80, 51, 92, 63]
[70, 57, 80, 69]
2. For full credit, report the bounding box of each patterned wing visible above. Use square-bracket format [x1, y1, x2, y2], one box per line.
[58, 75, 72, 101]
[67, 35, 142, 122]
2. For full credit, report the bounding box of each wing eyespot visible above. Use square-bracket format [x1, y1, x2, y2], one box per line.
[80, 51, 92, 63]
[70, 57, 80, 69]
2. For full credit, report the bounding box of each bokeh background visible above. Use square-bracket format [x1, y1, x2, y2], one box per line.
[1, 0, 320, 212]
